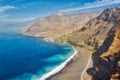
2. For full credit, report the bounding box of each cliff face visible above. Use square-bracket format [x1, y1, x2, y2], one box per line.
[85, 7, 120, 46]
[87, 27, 120, 80]
[22, 11, 101, 40]
[66, 7, 120, 48]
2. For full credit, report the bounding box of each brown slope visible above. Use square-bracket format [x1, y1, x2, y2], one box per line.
[22, 11, 101, 40]
[68, 6, 120, 48]
[87, 27, 120, 80]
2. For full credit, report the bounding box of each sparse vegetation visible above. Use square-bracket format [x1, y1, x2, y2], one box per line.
[55, 34, 96, 54]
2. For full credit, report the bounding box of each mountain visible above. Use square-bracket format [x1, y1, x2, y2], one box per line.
[87, 27, 120, 80]
[80, 6, 120, 80]
[22, 11, 101, 40]
[63, 6, 120, 48]
[85, 6, 120, 47]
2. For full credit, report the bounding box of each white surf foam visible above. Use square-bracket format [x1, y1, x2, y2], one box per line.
[38, 47, 77, 80]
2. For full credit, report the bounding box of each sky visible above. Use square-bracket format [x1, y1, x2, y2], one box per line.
[0, 0, 120, 32]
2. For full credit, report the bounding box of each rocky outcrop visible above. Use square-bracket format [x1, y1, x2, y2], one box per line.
[87, 27, 120, 80]
[22, 11, 101, 40]
[85, 7, 120, 47]
[68, 6, 120, 48]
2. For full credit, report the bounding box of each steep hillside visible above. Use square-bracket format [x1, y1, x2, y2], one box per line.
[87, 27, 120, 80]
[22, 11, 101, 40]
[85, 6, 120, 47]
[62, 6, 120, 48]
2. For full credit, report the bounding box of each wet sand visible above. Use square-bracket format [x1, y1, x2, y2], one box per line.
[49, 47, 90, 80]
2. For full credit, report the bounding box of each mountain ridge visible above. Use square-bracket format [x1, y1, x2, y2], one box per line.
[22, 11, 101, 40]
[59, 6, 120, 48]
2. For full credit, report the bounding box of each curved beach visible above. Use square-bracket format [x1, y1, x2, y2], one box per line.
[39, 47, 77, 80]
[49, 47, 90, 80]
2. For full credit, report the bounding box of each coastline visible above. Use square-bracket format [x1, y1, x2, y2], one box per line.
[19, 34, 90, 80]
[49, 47, 90, 80]
[39, 46, 77, 80]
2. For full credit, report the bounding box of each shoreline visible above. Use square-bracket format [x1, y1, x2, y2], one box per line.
[20, 34, 90, 80]
[19, 33, 79, 80]
[49, 47, 90, 80]
[39, 47, 77, 80]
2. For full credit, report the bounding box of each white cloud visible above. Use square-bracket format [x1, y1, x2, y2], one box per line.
[0, 5, 17, 13]
[1, 17, 37, 23]
[60, 0, 120, 12]
[0, 5, 36, 23]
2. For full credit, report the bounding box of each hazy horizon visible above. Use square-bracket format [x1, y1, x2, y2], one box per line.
[0, 0, 120, 32]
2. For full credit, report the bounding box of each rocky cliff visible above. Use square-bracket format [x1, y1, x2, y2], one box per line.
[85, 6, 120, 48]
[64, 6, 120, 48]
[87, 27, 120, 80]
[22, 11, 101, 40]
[54, 7, 120, 80]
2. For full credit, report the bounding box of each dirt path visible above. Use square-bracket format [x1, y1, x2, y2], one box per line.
[80, 54, 92, 80]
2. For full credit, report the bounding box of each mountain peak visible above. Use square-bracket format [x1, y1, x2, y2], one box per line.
[22, 10, 100, 39]
[97, 6, 120, 23]
[51, 11, 66, 16]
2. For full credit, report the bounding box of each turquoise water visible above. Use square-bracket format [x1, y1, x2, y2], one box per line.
[0, 33, 74, 80]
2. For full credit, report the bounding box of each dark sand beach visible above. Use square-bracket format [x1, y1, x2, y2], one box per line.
[49, 47, 90, 80]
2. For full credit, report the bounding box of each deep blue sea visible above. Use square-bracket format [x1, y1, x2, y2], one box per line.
[0, 33, 74, 80]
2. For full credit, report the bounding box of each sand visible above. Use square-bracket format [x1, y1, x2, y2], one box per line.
[39, 47, 77, 80]
[49, 47, 90, 80]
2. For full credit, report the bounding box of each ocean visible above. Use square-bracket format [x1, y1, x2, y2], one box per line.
[0, 33, 74, 80]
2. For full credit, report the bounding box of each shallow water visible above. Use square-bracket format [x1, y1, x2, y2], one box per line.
[0, 33, 74, 80]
